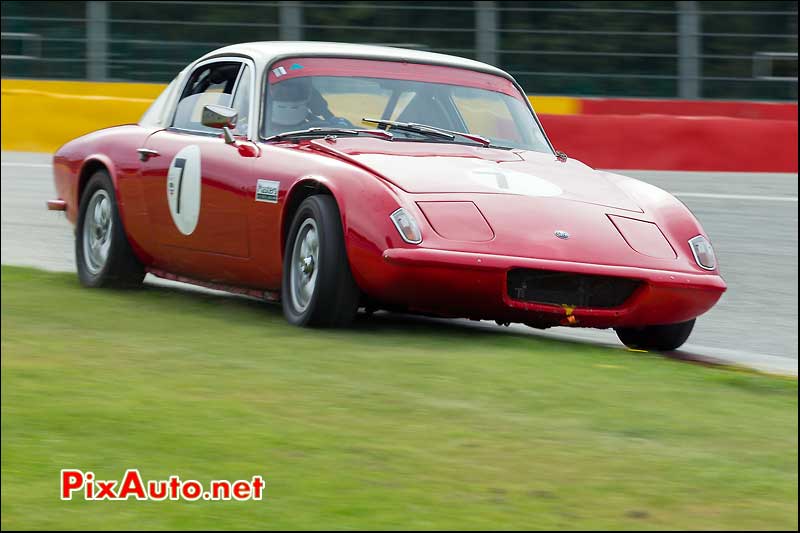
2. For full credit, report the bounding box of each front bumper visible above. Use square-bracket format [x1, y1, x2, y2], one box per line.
[371, 248, 726, 328]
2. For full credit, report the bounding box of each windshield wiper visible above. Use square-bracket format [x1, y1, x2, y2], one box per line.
[264, 127, 393, 142]
[361, 118, 492, 147]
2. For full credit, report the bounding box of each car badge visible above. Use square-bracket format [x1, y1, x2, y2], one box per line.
[554, 230, 570, 240]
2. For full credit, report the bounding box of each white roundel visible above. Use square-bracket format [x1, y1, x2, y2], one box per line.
[166, 145, 202, 235]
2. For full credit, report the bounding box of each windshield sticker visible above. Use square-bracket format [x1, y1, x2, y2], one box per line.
[272, 66, 287, 77]
[289, 63, 304, 70]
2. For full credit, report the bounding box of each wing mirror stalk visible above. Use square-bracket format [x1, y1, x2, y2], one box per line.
[201, 104, 239, 145]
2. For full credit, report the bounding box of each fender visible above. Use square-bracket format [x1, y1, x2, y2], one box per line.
[307, 138, 394, 184]
[280, 169, 406, 253]
[277, 156, 413, 295]
[54, 124, 152, 225]
[614, 174, 718, 274]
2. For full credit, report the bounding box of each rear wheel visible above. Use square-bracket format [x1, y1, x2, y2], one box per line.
[281, 195, 360, 327]
[75, 170, 145, 288]
[615, 319, 695, 351]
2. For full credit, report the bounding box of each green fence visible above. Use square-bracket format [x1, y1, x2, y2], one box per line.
[2, 1, 797, 99]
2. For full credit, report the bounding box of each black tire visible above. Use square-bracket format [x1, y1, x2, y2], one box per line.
[75, 170, 145, 288]
[615, 319, 695, 351]
[281, 195, 360, 327]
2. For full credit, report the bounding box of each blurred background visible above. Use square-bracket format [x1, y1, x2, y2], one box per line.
[1, 0, 797, 99]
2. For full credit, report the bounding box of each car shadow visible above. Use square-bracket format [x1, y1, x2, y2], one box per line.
[139, 276, 729, 369]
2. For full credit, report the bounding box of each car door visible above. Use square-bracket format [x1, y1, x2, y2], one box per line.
[138, 58, 258, 280]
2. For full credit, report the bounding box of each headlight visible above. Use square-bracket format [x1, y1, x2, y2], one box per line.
[390, 208, 422, 244]
[689, 235, 716, 270]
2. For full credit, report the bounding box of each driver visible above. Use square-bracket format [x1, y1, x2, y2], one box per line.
[268, 76, 352, 133]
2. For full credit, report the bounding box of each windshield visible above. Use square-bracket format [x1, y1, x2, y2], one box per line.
[261, 57, 551, 153]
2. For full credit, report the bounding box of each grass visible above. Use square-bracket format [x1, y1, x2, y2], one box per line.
[1, 265, 797, 530]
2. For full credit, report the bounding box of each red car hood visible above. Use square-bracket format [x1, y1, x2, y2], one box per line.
[315, 138, 642, 212]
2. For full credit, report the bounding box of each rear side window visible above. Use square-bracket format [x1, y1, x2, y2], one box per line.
[139, 75, 181, 127]
[172, 61, 242, 133]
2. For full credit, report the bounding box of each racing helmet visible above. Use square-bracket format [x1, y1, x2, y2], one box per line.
[270, 77, 312, 126]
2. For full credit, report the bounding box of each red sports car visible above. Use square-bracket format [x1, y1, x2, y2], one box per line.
[50, 42, 726, 351]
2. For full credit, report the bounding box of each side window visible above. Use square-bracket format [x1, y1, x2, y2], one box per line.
[172, 61, 241, 133]
[231, 64, 251, 135]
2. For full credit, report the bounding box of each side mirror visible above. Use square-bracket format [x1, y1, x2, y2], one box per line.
[201, 104, 238, 144]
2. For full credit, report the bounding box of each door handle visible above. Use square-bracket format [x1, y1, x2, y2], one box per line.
[137, 148, 160, 162]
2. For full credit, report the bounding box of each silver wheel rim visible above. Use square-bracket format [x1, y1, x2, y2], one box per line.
[289, 218, 319, 313]
[82, 189, 113, 275]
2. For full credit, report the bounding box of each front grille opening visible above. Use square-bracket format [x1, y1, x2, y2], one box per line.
[507, 269, 641, 309]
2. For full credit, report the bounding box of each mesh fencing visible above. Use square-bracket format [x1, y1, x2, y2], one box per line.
[2, 1, 797, 99]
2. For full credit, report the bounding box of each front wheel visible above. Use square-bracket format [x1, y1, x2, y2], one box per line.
[281, 195, 360, 327]
[615, 319, 695, 351]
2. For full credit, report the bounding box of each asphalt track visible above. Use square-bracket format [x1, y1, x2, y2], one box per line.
[2, 150, 797, 375]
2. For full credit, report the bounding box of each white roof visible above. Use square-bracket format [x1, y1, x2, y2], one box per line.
[198, 41, 514, 81]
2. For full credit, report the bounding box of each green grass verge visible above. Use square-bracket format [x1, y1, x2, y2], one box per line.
[1, 265, 797, 530]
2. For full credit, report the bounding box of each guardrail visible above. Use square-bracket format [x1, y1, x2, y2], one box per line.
[753, 51, 799, 81]
[0, 32, 41, 60]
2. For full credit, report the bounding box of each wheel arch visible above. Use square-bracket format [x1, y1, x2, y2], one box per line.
[77, 154, 118, 205]
[75, 155, 142, 260]
[280, 175, 344, 258]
